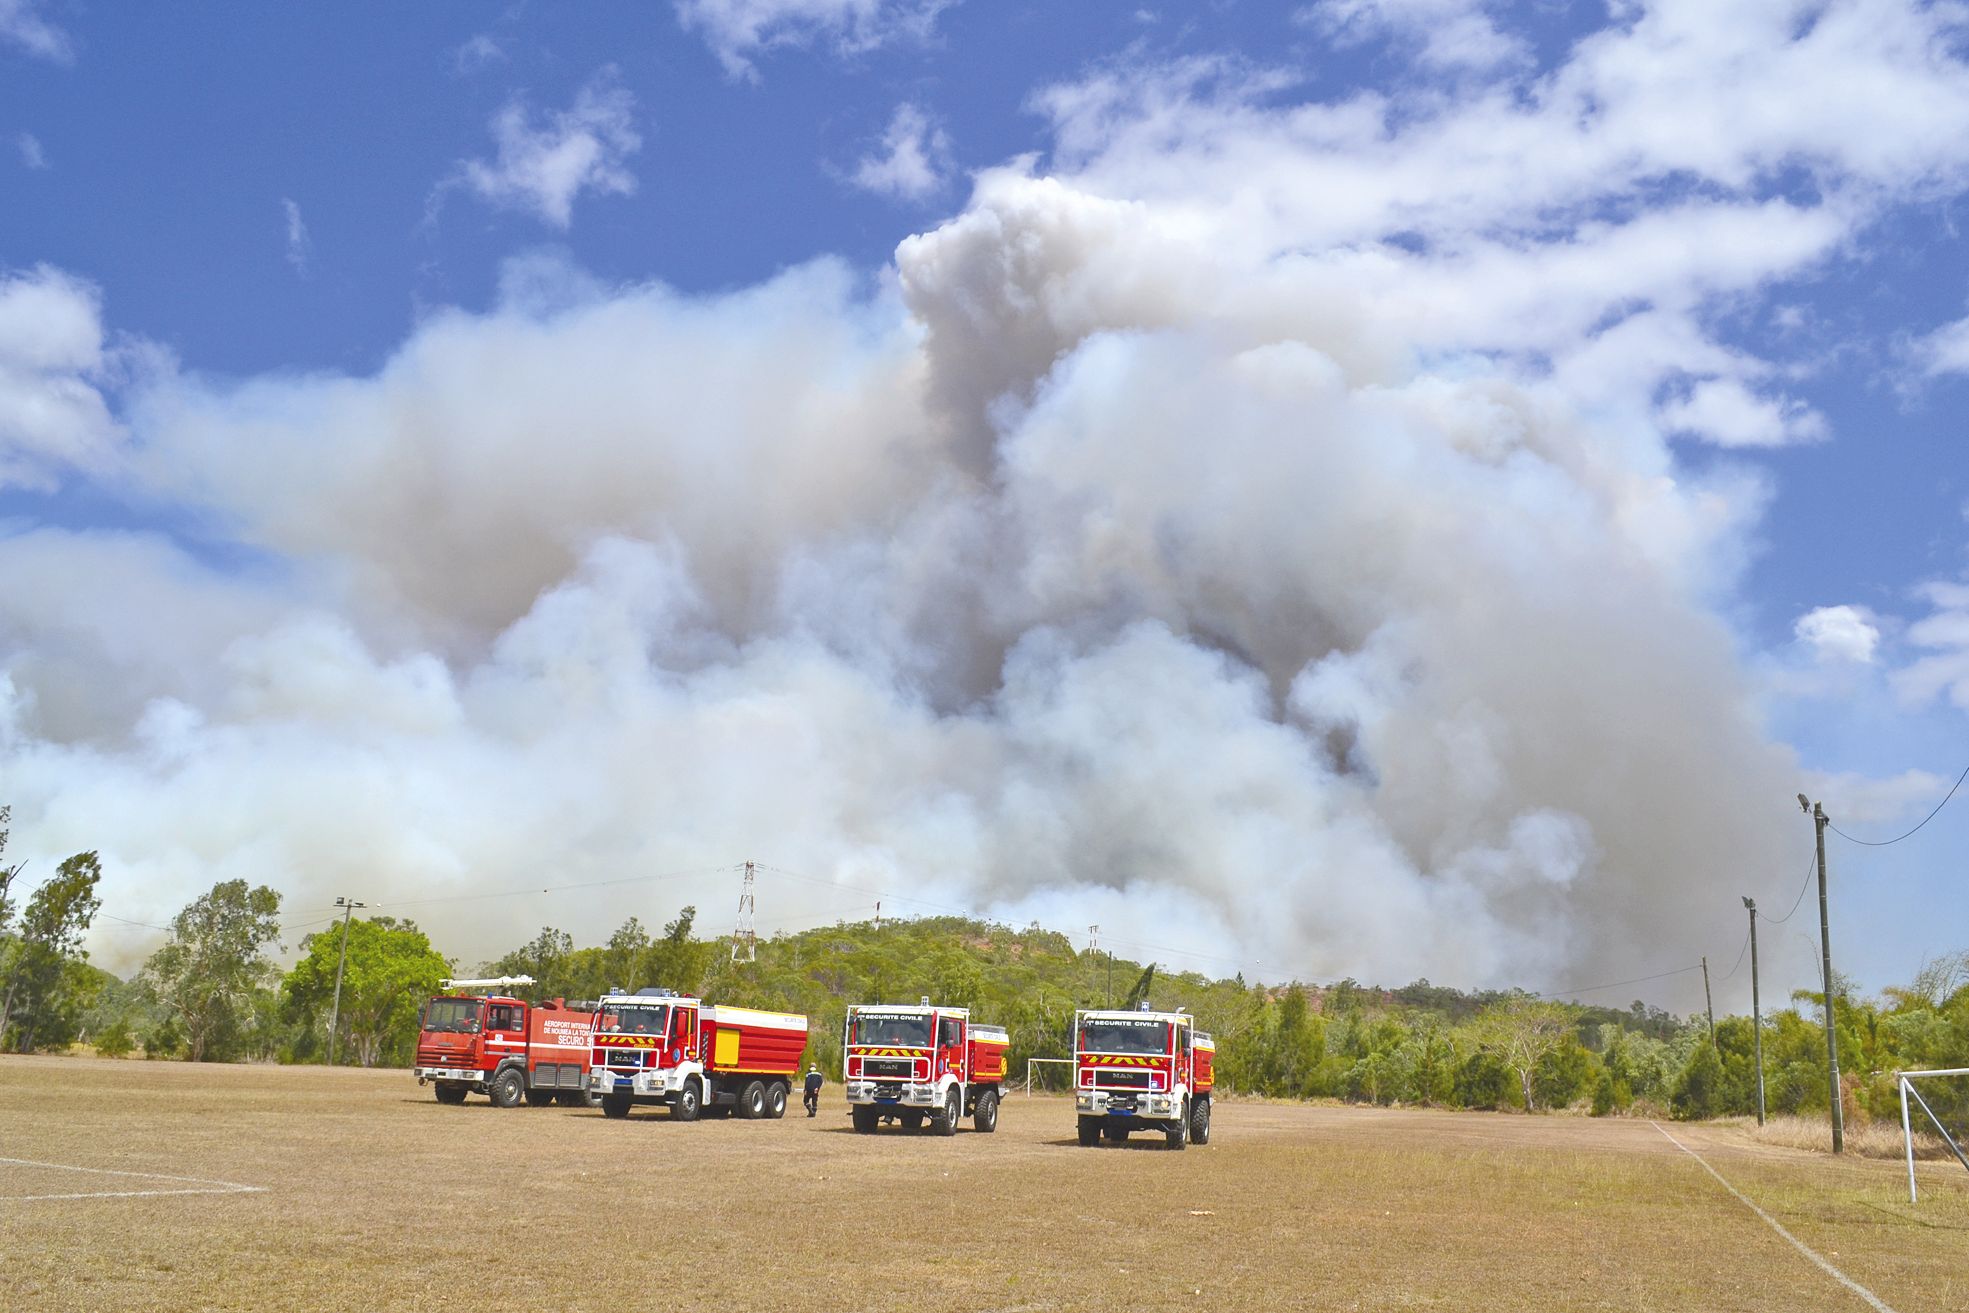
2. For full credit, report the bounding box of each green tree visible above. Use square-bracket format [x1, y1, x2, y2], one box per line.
[283, 917, 450, 1066]
[0, 851, 104, 1051]
[1671, 1038, 1725, 1120]
[95, 1019, 135, 1058]
[142, 880, 283, 1062]
[1472, 996, 1575, 1111]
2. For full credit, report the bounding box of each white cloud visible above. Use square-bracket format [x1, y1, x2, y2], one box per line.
[1915, 313, 1969, 375]
[0, 265, 122, 489]
[452, 33, 506, 74]
[452, 69, 640, 230]
[1896, 581, 1969, 709]
[1299, 0, 1527, 72]
[282, 198, 311, 276]
[1659, 378, 1828, 448]
[1795, 605, 1880, 664]
[0, 0, 72, 64]
[850, 103, 951, 202]
[16, 132, 46, 170]
[674, 0, 951, 78]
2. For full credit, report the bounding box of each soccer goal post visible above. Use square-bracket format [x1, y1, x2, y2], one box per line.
[1026, 1057, 1074, 1097]
[1898, 1067, 1969, 1203]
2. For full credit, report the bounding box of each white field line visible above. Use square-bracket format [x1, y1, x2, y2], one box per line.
[1648, 1122, 1897, 1313]
[0, 1155, 265, 1203]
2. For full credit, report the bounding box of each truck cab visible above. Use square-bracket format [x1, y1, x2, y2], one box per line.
[413, 976, 596, 1108]
[1073, 1005, 1213, 1149]
[842, 1000, 1008, 1135]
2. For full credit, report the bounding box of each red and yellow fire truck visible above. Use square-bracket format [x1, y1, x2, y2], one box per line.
[1072, 1005, 1214, 1149]
[589, 988, 809, 1120]
[413, 976, 597, 1107]
[842, 1000, 1010, 1134]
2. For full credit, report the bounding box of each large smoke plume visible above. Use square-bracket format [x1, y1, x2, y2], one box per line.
[9, 3, 1969, 999]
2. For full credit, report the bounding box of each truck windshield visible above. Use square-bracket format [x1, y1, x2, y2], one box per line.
[422, 999, 481, 1034]
[1079, 1018, 1171, 1055]
[850, 1013, 932, 1046]
[598, 1003, 668, 1036]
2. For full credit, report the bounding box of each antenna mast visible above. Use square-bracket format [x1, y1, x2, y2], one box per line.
[730, 860, 757, 963]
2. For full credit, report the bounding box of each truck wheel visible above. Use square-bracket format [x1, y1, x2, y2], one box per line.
[937, 1088, 961, 1136]
[972, 1087, 999, 1133]
[1165, 1103, 1188, 1150]
[900, 1109, 925, 1131]
[672, 1077, 702, 1122]
[852, 1104, 880, 1134]
[525, 1089, 556, 1108]
[434, 1083, 468, 1105]
[555, 1089, 597, 1108]
[489, 1067, 525, 1109]
[1189, 1098, 1211, 1145]
[738, 1080, 766, 1119]
[601, 1092, 632, 1119]
[766, 1082, 789, 1119]
[1104, 1125, 1129, 1143]
[1077, 1115, 1101, 1147]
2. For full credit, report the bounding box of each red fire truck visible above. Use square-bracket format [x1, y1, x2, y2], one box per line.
[413, 976, 597, 1107]
[842, 1001, 1010, 1134]
[1072, 1005, 1215, 1149]
[588, 988, 809, 1120]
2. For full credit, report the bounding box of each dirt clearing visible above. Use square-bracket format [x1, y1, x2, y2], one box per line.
[2, 1056, 1964, 1311]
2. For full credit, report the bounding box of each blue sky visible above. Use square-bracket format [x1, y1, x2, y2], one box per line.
[3, 0, 1968, 1011]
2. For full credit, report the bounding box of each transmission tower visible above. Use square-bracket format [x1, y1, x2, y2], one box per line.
[730, 860, 757, 963]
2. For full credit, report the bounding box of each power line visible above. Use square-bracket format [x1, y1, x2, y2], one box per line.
[1827, 762, 1969, 846]
[1759, 850, 1819, 924]
[367, 864, 732, 911]
[1540, 964, 1704, 1000]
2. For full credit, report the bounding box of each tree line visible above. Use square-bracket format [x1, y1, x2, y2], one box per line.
[2, 839, 1963, 1133]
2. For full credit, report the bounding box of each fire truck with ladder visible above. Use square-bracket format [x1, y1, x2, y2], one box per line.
[1073, 1004, 1215, 1149]
[588, 987, 809, 1120]
[413, 976, 598, 1107]
[842, 1000, 1010, 1134]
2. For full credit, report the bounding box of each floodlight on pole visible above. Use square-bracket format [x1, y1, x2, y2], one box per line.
[327, 896, 366, 1067]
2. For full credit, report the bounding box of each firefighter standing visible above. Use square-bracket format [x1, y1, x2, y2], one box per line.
[803, 1065, 823, 1117]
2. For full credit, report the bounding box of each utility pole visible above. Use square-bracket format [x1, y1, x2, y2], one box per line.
[326, 896, 365, 1067]
[1799, 794, 1842, 1153]
[1701, 955, 1715, 1046]
[1088, 926, 1100, 1007]
[1742, 896, 1764, 1127]
[730, 861, 757, 963]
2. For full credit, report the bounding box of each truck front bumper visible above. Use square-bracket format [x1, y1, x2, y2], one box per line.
[1077, 1090, 1180, 1119]
[845, 1080, 939, 1107]
[590, 1068, 676, 1098]
[415, 1068, 486, 1085]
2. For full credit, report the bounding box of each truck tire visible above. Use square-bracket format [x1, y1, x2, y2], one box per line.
[972, 1087, 999, 1133]
[672, 1077, 702, 1122]
[936, 1087, 961, 1136]
[852, 1104, 880, 1134]
[556, 1089, 598, 1108]
[1077, 1115, 1101, 1147]
[434, 1083, 468, 1105]
[900, 1109, 925, 1131]
[738, 1080, 766, 1119]
[1189, 1098, 1211, 1145]
[1165, 1102, 1188, 1150]
[601, 1092, 632, 1119]
[525, 1089, 556, 1108]
[1104, 1124, 1129, 1143]
[489, 1066, 526, 1109]
[766, 1081, 789, 1119]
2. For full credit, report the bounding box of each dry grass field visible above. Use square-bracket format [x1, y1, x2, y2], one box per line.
[2, 1055, 1965, 1312]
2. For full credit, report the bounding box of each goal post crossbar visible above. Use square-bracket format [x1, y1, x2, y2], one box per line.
[1025, 1057, 1073, 1098]
[1897, 1067, 1969, 1203]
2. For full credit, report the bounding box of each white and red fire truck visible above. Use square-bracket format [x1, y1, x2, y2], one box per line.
[588, 988, 809, 1121]
[841, 1000, 1010, 1134]
[413, 976, 597, 1108]
[1072, 1005, 1215, 1149]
